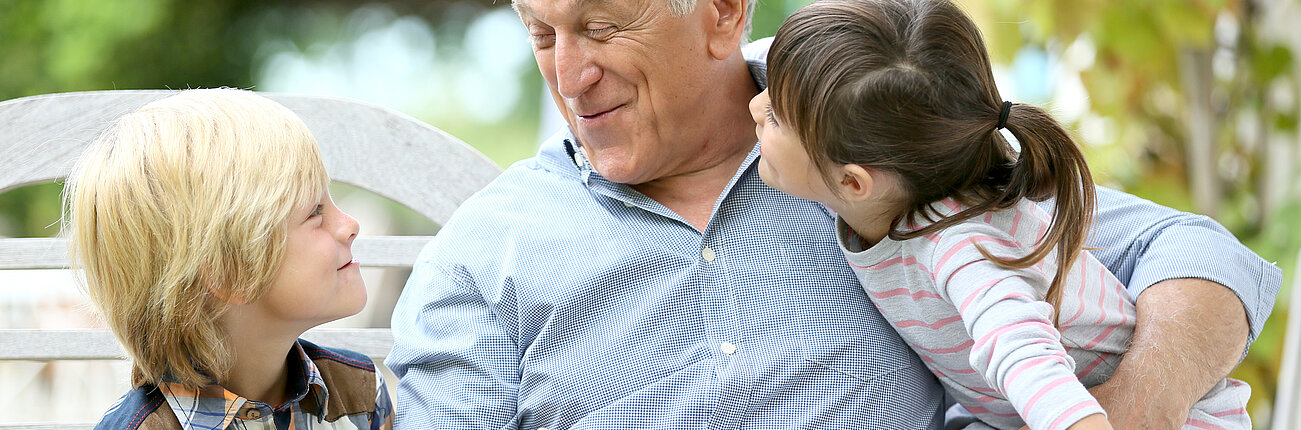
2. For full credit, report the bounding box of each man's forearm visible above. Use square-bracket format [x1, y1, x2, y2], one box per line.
[1088, 278, 1249, 428]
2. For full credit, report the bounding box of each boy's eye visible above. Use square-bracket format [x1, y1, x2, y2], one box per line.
[765, 104, 779, 127]
[310, 205, 323, 218]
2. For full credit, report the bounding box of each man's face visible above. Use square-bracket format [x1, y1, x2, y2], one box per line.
[516, 0, 721, 185]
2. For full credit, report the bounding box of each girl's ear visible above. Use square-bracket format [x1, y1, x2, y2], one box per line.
[835, 164, 877, 202]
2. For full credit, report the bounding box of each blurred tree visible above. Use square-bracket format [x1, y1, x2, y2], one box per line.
[0, 0, 813, 237]
[0, 0, 266, 237]
[965, 0, 1299, 422]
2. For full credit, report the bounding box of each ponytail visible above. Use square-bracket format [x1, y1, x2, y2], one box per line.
[993, 103, 1096, 326]
[767, 0, 1097, 326]
[888, 102, 1095, 326]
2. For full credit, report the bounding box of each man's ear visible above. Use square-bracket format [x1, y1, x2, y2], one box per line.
[835, 164, 878, 202]
[703, 0, 747, 60]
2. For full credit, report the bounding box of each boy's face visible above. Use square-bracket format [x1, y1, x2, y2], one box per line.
[252, 190, 366, 331]
[748, 89, 839, 204]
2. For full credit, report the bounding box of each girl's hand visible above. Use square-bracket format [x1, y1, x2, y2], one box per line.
[1064, 413, 1114, 430]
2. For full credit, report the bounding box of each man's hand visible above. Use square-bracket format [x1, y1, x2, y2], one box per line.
[1087, 278, 1249, 428]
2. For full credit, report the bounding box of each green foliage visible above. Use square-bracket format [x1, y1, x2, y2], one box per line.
[0, 183, 64, 238]
[1, 0, 1296, 422]
[973, 0, 1300, 420]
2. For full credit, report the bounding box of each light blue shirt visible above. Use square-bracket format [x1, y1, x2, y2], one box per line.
[388, 130, 1279, 429]
[388, 40, 1280, 429]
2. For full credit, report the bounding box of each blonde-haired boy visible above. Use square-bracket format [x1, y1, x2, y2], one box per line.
[65, 88, 392, 429]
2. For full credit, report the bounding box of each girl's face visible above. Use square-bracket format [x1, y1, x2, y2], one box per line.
[253, 190, 367, 332]
[749, 89, 840, 205]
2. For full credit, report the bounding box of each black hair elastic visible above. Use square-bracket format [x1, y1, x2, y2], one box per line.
[996, 101, 1012, 130]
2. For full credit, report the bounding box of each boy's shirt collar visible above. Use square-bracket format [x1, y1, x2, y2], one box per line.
[158, 340, 329, 430]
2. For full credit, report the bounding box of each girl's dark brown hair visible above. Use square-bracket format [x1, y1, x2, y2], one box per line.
[767, 0, 1095, 322]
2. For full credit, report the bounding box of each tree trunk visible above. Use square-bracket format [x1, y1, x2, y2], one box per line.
[1178, 48, 1220, 217]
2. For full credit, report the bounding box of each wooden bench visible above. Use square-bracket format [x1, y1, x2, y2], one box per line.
[0, 90, 502, 429]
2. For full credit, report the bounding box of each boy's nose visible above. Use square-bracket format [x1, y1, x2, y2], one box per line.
[336, 211, 359, 245]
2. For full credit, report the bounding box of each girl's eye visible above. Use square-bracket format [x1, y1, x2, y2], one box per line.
[310, 205, 323, 218]
[765, 104, 779, 127]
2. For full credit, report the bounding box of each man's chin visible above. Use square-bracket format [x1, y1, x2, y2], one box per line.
[588, 158, 655, 185]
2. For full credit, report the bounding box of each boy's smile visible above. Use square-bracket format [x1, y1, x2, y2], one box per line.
[252, 191, 367, 333]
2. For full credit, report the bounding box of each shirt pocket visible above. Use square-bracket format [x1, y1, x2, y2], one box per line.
[778, 239, 923, 382]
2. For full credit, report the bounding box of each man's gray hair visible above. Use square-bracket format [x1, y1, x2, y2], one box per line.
[669, 0, 758, 41]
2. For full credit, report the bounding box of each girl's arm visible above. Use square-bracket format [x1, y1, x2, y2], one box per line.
[1066, 413, 1113, 430]
[932, 228, 1104, 430]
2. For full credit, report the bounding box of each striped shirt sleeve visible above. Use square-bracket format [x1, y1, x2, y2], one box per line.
[930, 227, 1104, 430]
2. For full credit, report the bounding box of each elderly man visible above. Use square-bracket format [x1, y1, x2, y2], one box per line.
[388, 0, 1280, 428]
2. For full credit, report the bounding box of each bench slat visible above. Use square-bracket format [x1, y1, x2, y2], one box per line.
[0, 328, 393, 361]
[0, 236, 430, 270]
[0, 424, 94, 430]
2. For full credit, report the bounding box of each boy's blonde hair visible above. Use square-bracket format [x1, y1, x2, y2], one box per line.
[64, 88, 329, 388]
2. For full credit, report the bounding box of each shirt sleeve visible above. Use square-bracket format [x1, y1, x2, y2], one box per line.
[931, 228, 1104, 430]
[385, 244, 520, 430]
[1066, 185, 1282, 349]
[374, 368, 394, 430]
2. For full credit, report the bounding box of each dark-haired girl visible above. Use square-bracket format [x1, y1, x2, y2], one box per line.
[749, 0, 1250, 428]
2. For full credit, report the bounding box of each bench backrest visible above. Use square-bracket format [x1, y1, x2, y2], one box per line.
[0, 90, 502, 429]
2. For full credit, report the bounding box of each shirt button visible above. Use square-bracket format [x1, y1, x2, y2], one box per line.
[246, 409, 262, 419]
[720, 341, 737, 355]
[701, 247, 716, 262]
[622, 201, 634, 208]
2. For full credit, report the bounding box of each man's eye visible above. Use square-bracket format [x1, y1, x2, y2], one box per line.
[586, 26, 616, 38]
[530, 33, 556, 47]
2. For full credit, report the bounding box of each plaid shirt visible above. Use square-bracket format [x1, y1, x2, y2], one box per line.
[97, 339, 392, 430]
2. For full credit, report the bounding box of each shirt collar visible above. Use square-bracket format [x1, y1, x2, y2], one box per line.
[157, 340, 330, 429]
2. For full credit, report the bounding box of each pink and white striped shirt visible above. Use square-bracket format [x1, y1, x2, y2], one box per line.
[839, 197, 1250, 430]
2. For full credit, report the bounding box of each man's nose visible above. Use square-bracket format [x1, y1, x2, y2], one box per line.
[553, 33, 600, 99]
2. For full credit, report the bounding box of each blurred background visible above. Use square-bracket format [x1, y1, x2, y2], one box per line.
[0, 0, 1297, 427]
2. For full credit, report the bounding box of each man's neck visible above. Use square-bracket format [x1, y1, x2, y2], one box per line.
[633, 142, 752, 231]
[632, 55, 760, 232]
